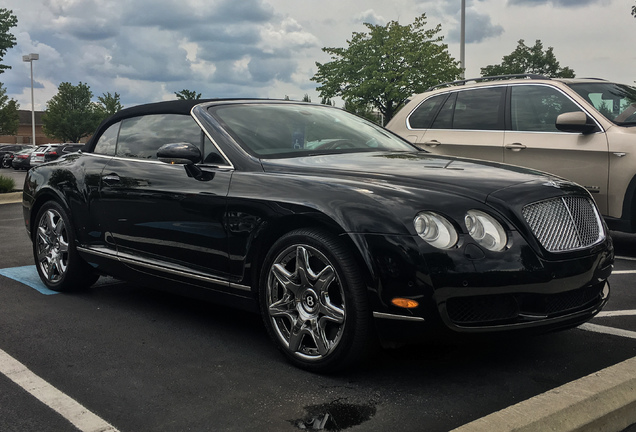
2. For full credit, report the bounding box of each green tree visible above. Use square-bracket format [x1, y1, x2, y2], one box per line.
[302, 93, 311, 102]
[320, 96, 334, 106]
[0, 9, 17, 75]
[632, 2, 635, 17]
[480, 39, 575, 78]
[312, 14, 462, 122]
[343, 99, 380, 124]
[175, 89, 201, 100]
[43, 82, 102, 143]
[0, 83, 19, 135]
[95, 91, 123, 118]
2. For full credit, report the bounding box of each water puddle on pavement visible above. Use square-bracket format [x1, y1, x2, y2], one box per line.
[290, 399, 376, 431]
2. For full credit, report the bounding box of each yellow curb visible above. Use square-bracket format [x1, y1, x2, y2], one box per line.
[0, 191, 22, 204]
[451, 355, 636, 432]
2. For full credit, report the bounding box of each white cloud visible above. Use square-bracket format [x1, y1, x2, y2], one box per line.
[1, 0, 633, 111]
[354, 10, 386, 25]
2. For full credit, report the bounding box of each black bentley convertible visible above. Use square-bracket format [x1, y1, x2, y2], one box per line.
[22, 99, 614, 372]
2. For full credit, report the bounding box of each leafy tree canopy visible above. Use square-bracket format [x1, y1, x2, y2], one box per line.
[96, 92, 123, 119]
[312, 14, 462, 122]
[480, 39, 575, 78]
[0, 82, 19, 135]
[0, 9, 17, 75]
[175, 89, 201, 100]
[43, 82, 103, 143]
[320, 96, 334, 106]
[343, 99, 381, 124]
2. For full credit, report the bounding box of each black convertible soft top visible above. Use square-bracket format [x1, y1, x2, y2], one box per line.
[85, 98, 301, 150]
[85, 99, 218, 149]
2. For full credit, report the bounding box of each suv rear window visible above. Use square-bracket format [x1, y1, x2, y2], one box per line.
[428, 87, 505, 131]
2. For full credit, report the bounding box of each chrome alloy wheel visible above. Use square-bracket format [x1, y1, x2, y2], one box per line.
[35, 208, 69, 284]
[265, 244, 346, 361]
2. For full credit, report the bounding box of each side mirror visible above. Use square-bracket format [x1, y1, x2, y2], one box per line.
[157, 142, 202, 165]
[555, 111, 598, 135]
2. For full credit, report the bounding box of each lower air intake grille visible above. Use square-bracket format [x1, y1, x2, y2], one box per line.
[522, 196, 603, 252]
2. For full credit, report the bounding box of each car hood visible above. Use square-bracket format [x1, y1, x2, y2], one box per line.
[261, 151, 568, 203]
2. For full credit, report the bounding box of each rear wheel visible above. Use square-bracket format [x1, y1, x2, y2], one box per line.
[260, 228, 374, 373]
[33, 201, 99, 291]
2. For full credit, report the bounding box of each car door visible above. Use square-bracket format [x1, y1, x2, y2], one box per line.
[503, 84, 610, 214]
[97, 113, 234, 284]
[414, 87, 506, 162]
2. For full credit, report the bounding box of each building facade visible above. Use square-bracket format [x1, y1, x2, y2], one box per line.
[0, 110, 47, 145]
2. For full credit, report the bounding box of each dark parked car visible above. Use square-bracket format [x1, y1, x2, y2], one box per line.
[2, 151, 15, 168]
[23, 99, 614, 372]
[0, 144, 32, 168]
[11, 147, 35, 170]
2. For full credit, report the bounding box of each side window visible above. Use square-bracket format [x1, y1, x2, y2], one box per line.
[408, 94, 449, 129]
[510, 85, 580, 132]
[452, 87, 505, 130]
[431, 92, 457, 129]
[116, 114, 203, 159]
[93, 123, 120, 156]
[202, 135, 226, 165]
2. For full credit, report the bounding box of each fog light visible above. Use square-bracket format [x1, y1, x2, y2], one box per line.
[391, 298, 419, 309]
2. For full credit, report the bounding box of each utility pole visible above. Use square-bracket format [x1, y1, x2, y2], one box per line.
[460, 0, 465, 79]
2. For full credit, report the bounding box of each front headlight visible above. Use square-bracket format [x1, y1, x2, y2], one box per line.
[464, 210, 507, 251]
[414, 211, 458, 249]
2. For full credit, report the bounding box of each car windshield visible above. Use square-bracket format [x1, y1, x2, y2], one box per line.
[568, 82, 636, 126]
[209, 103, 415, 158]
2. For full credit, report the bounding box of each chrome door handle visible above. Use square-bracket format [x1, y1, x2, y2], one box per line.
[102, 174, 120, 183]
[423, 140, 441, 147]
[505, 143, 527, 151]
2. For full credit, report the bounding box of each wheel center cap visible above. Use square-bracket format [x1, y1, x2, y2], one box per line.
[302, 290, 319, 313]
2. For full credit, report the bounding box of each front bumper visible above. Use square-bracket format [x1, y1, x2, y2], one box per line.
[352, 230, 614, 343]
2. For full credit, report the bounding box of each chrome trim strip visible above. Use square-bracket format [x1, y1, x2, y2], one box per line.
[77, 246, 117, 259]
[191, 105, 236, 169]
[77, 246, 251, 292]
[373, 311, 425, 322]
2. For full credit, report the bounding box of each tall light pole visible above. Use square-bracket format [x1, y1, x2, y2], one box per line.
[22, 53, 39, 146]
[460, 0, 466, 79]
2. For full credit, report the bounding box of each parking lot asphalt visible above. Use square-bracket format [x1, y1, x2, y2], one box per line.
[0, 166, 636, 432]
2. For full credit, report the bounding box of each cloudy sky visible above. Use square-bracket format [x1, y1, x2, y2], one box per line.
[1, 0, 634, 111]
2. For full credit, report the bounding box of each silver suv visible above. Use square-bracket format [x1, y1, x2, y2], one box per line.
[386, 75, 636, 233]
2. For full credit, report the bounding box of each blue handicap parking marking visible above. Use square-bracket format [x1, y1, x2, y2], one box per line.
[0, 265, 59, 295]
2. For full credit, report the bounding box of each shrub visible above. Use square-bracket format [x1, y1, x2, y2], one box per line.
[0, 175, 16, 193]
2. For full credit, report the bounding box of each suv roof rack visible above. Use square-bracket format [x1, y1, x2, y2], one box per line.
[426, 73, 549, 91]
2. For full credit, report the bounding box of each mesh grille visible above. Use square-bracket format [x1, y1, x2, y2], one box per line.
[522, 196, 603, 252]
[446, 284, 605, 326]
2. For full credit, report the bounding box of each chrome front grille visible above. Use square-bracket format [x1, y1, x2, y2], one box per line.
[522, 196, 604, 252]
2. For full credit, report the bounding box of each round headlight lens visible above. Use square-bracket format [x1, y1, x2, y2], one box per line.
[414, 212, 458, 249]
[465, 210, 507, 251]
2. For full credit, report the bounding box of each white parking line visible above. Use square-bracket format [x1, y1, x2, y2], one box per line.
[0, 348, 119, 432]
[579, 323, 636, 339]
[612, 270, 636, 274]
[597, 310, 636, 318]
[616, 256, 636, 261]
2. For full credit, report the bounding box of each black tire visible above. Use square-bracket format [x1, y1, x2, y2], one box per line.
[1, 159, 10, 168]
[259, 228, 374, 373]
[33, 201, 99, 291]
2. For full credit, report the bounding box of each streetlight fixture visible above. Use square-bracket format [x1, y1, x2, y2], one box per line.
[22, 53, 39, 146]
